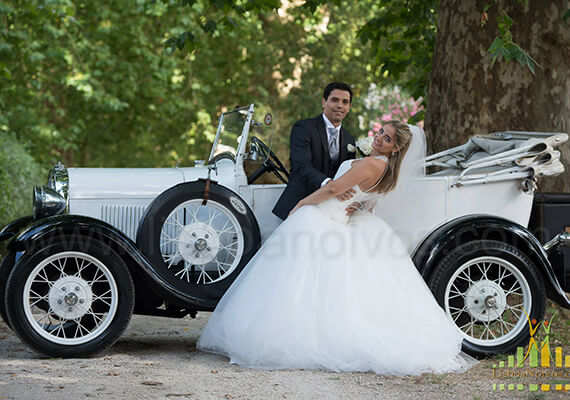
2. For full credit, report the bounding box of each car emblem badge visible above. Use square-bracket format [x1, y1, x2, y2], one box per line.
[229, 196, 247, 215]
[264, 113, 272, 125]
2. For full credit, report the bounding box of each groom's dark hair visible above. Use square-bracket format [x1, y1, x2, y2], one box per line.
[323, 82, 353, 103]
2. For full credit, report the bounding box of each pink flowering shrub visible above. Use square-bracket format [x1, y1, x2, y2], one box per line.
[358, 84, 424, 136]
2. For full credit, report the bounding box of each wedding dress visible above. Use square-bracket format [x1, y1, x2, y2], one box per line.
[197, 156, 475, 375]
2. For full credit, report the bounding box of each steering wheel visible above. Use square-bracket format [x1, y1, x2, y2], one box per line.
[248, 137, 289, 184]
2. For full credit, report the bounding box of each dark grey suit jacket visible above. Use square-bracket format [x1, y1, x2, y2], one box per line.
[272, 114, 356, 219]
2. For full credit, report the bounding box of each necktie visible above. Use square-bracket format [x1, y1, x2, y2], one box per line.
[328, 127, 339, 162]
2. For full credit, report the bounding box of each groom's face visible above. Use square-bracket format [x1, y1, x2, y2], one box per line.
[322, 89, 351, 127]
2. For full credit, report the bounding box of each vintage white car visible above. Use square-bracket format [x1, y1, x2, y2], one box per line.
[1, 104, 569, 359]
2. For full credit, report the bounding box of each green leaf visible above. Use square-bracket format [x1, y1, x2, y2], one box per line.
[523, 51, 540, 75]
[1, 66, 11, 79]
[357, 26, 371, 44]
[0, 3, 13, 13]
[174, 31, 195, 51]
[505, 42, 520, 59]
[162, 36, 177, 53]
[408, 109, 425, 125]
[514, 51, 527, 67]
[497, 12, 514, 35]
[487, 35, 540, 75]
[243, 0, 280, 11]
[203, 19, 217, 33]
[213, 0, 229, 8]
[487, 37, 505, 53]
[563, 9, 570, 24]
[302, 0, 321, 13]
[526, 59, 536, 75]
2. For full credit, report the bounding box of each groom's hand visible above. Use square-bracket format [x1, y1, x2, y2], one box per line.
[345, 202, 361, 216]
[336, 188, 356, 201]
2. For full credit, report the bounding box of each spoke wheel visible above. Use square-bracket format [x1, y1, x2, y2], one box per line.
[445, 256, 531, 346]
[428, 240, 545, 357]
[160, 199, 244, 285]
[23, 251, 118, 345]
[138, 181, 261, 306]
[5, 239, 134, 358]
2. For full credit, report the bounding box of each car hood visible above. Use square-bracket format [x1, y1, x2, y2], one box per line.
[68, 164, 234, 199]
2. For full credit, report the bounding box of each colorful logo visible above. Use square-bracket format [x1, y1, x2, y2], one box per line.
[492, 309, 570, 392]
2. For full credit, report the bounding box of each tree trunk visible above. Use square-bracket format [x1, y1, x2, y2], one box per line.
[425, 0, 570, 192]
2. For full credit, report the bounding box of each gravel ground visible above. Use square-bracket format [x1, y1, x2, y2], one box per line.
[0, 313, 568, 400]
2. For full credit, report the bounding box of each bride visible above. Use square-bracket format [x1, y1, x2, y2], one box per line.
[197, 120, 476, 375]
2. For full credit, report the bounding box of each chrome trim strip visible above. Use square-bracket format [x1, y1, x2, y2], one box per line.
[47, 161, 69, 213]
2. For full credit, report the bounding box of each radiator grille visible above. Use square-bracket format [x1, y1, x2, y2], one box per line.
[100, 204, 147, 241]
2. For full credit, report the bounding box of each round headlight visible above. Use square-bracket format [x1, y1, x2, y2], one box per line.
[33, 186, 67, 220]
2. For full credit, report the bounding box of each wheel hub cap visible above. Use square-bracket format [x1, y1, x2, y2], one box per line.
[49, 276, 93, 320]
[194, 238, 208, 252]
[64, 292, 78, 306]
[485, 296, 496, 308]
[177, 222, 220, 264]
[465, 280, 507, 322]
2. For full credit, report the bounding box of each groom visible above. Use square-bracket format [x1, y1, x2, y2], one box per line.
[272, 82, 356, 220]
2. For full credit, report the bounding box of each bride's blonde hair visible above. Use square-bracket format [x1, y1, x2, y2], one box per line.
[374, 120, 412, 194]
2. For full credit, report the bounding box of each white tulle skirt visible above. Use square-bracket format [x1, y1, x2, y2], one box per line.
[197, 206, 476, 375]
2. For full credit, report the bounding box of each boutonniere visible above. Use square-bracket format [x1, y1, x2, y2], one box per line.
[347, 136, 374, 156]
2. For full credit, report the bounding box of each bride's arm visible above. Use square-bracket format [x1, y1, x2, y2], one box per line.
[289, 158, 385, 215]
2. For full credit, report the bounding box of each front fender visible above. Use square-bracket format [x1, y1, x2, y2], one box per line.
[0, 216, 34, 241]
[8, 214, 213, 309]
[413, 214, 570, 309]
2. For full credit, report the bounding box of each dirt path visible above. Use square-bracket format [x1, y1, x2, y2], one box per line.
[0, 313, 568, 400]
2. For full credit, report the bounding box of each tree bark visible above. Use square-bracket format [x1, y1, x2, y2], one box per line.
[425, 0, 570, 191]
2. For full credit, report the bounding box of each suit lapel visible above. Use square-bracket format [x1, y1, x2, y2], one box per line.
[339, 127, 349, 161]
[316, 115, 330, 165]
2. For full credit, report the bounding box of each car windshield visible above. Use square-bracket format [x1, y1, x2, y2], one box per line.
[208, 105, 274, 164]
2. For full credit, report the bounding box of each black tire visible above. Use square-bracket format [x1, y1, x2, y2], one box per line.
[4, 237, 134, 358]
[0, 252, 16, 328]
[428, 240, 545, 357]
[137, 181, 261, 306]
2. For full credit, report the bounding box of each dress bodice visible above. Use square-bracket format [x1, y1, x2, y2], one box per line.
[315, 156, 388, 224]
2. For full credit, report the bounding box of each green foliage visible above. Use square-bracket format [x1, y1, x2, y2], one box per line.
[147, 0, 388, 161]
[302, 0, 340, 13]
[356, 0, 438, 104]
[0, 0, 228, 168]
[0, 0, 386, 178]
[0, 135, 45, 227]
[160, 0, 284, 53]
[487, 36, 540, 74]
[482, 1, 540, 75]
[563, 9, 570, 24]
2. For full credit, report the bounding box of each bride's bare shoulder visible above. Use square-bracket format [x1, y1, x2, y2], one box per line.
[361, 156, 388, 167]
[352, 156, 386, 175]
